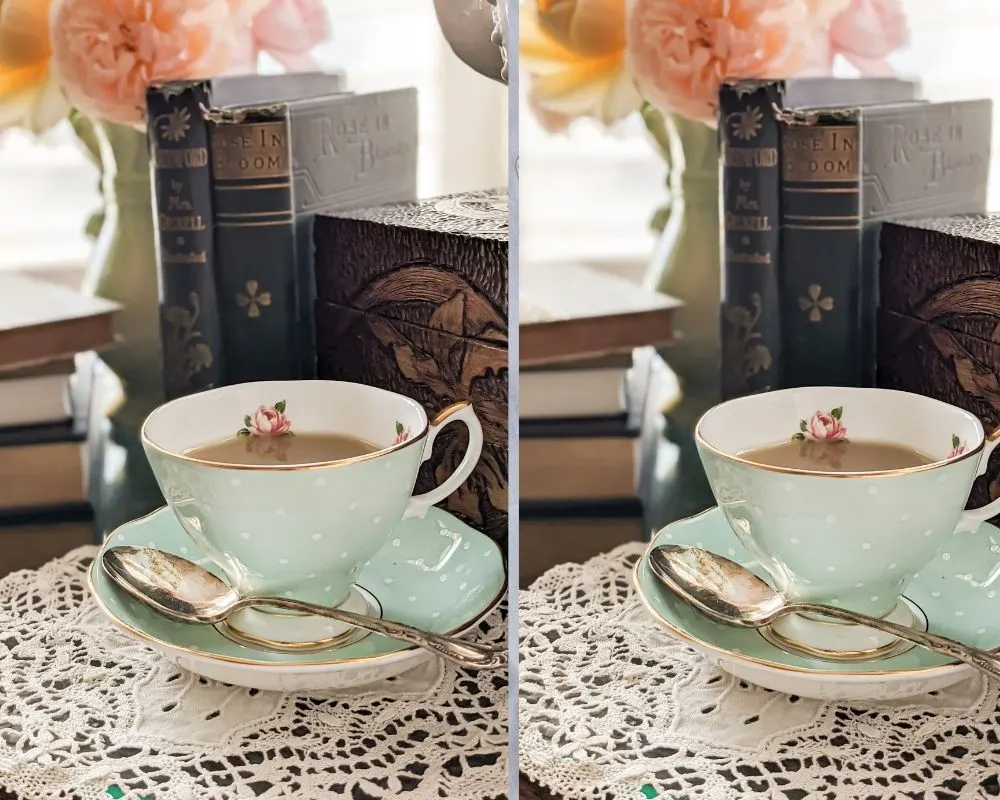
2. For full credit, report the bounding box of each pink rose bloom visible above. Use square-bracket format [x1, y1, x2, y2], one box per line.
[250, 405, 291, 436]
[827, 0, 908, 76]
[806, 411, 846, 441]
[228, 0, 331, 73]
[394, 422, 411, 445]
[625, 0, 814, 124]
[948, 435, 966, 459]
[49, 0, 245, 126]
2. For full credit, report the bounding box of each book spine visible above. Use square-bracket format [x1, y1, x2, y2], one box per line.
[209, 115, 300, 384]
[719, 83, 783, 400]
[779, 115, 863, 387]
[147, 83, 224, 400]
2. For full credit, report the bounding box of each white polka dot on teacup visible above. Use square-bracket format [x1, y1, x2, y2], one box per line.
[384, 577, 394, 584]
[339, 552, 349, 559]
[392, 539, 400, 547]
[373, 517, 382, 525]
[827, 566, 836, 572]
[240, 532, 251, 540]
[862, 543, 872, 550]
[868, 485, 878, 495]
[348, 502, 358, 511]
[790, 537, 800, 545]
[825, 514, 836, 524]
[275, 507, 286, 516]
[311, 533, 322, 541]
[278, 558, 288, 565]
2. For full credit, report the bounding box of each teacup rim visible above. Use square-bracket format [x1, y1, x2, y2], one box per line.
[695, 386, 991, 479]
[140, 380, 430, 471]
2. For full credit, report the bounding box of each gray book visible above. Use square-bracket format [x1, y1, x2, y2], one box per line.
[205, 87, 419, 383]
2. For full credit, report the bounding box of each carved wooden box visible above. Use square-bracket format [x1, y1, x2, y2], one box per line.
[878, 215, 1000, 518]
[313, 189, 508, 544]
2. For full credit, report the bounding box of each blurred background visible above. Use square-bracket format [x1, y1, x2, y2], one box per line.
[521, 0, 1000, 271]
[0, 0, 509, 277]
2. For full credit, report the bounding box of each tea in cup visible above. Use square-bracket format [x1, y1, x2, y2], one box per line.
[141, 380, 484, 646]
[696, 386, 1000, 657]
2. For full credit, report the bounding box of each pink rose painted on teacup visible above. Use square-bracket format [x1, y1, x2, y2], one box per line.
[792, 407, 847, 442]
[394, 421, 411, 445]
[948, 434, 967, 459]
[237, 400, 291, 437]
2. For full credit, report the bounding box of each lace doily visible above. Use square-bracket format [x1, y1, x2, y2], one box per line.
[519, 544, 1000, 800]
[0, 547, 507, 800]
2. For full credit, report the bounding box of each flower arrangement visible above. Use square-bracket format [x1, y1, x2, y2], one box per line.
[522, 0, 909, 133]
[0, 0, 332, 133]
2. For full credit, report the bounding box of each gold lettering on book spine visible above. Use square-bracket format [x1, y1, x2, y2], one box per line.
[782, 125, 860, 183]
[721, 102, 777, 397]
[211, 121, 290, 180]
[150, 101, 214, 392]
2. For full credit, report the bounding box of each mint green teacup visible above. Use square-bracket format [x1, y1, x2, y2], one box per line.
[141, 380, 483, 646]
[696, 387, 1000, 658]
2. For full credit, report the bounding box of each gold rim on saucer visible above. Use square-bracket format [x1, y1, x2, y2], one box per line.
[633, 508, 992, 678]
[89, 507, 508, 669]
[757, 596, 928, 664]
[213, 584, 382, 654]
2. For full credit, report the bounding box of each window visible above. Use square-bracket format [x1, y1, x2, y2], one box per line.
[0, 1, 508, 274]
[520, 1, 1000, 272]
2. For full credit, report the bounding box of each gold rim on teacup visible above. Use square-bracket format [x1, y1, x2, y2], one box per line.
[694, 397, 994, 480]
[138, 396, 479, 473]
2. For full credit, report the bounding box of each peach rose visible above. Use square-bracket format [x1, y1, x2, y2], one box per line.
[828, 0, 908, 75]
[521, 0, 640, 128]
[625, 0, 815, 124]
[225, 0, 330, 74]
[394, 421, 411, 445]
[806, 411, 846, 441]
[48, 0, 247, 126]
[0, 0, 68, 133]
[250, 404, 291, 436]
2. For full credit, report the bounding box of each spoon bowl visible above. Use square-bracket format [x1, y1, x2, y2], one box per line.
[101, 547, 506, 670]
[647, 544, 1000, 681]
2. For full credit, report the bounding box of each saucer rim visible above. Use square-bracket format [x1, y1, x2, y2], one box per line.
[89, 506, 507, 670]
[633, 507, 983, 680]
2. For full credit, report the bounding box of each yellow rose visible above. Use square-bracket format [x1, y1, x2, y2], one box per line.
[0, 0, 68, 134]
[521, 0, 639, 128]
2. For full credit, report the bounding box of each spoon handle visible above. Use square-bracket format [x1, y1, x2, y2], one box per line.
[791, 602, 1000, 680]
[240, 596, 506, 670]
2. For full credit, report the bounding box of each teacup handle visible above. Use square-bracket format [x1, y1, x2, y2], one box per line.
[955, 427, 1000, 533]
[403, 402, 484, 519]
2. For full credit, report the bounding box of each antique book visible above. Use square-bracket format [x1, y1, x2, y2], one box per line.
[0, 358, 75, 429]
[877, 215, 1000, 519]
[208, 88, 417, 385]
[147, 72, 346, 399]
[313, 189, 508, 543]
[0, 360, 91, 513]
[0, 507, 95, 576]
[779, 98, 992, 388]
[0, 273, 118, 371]
[520, 499, 644, 587]
[719, 77, 919, 400]
[520, 262, 680, 365]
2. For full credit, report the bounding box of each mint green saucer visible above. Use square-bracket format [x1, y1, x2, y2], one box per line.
[634, 508, 1000, 699]
[90, 506, 505, 691]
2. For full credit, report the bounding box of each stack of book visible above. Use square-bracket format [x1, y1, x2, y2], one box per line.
[0, 272, 118, 573]
[718, 77, 992, 399]
[519, 262, 681, 585]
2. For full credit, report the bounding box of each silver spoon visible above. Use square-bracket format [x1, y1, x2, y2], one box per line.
[102, 547, 506, 670]
[648, 544, 1000, 680]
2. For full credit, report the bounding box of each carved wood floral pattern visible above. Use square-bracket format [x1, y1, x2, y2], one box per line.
[343, 265, 508, 530]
